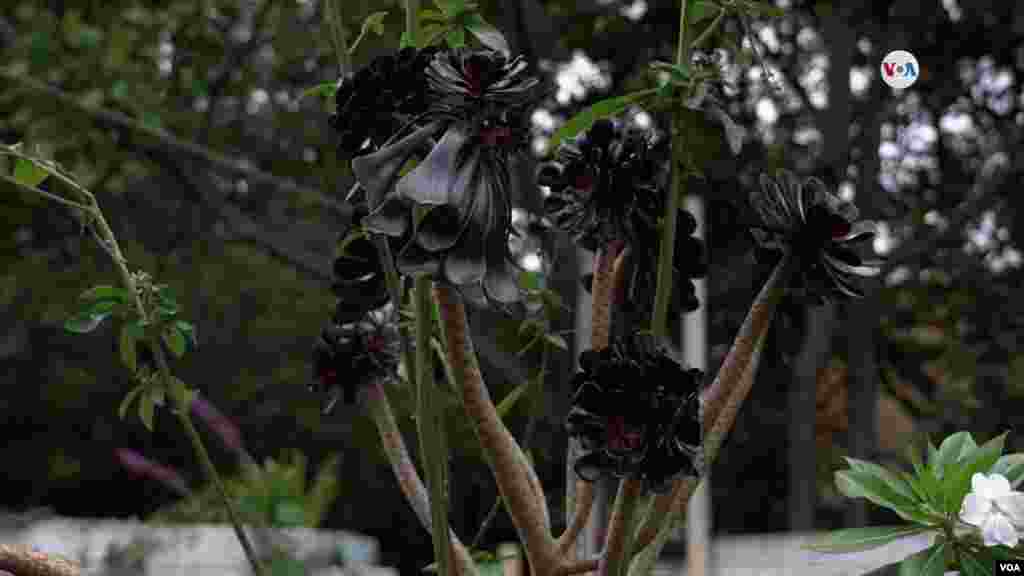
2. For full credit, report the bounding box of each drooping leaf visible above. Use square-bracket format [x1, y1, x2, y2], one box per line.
[802, 525, 933, 554]
[118, 385, 146, 421]
[546, 89, 659, 154]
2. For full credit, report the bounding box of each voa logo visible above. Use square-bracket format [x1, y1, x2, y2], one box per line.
[880, 50, 919, 89]
[999, 561, 1024, 574]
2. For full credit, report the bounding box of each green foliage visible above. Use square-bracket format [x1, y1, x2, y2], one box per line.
[545, 89, 659, 155]
[897, 542, 947, 576]
[151, 450, 340, 529]
[804, 525, 931, 554]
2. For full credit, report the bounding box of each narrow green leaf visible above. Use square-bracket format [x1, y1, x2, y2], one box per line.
[80, 284, 132, 303]
[138, 391, 155, 432]
[689, 1, 722, 23]
[445, 26, 466, 49]
[835, 469, 934, 525]
[13, 157, 50, 188]
[268, 557, 307, 576]
[898, 542, 946, 576]
[464, 14, 509, 55]
[991, 454, 1024, 488]
[844, 457, 919, 503]
[118, 385, 146, 420]
[163, 327, 187, 358]
[802, 525, 933, 554]
[546, 89, 659, 154]
[120, 322, 140, 373]
[298, 83, 336, 102]
[496, 383, 527, 419]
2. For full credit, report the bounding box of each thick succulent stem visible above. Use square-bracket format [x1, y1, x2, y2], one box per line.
[434, 285, 560, 575]
[630, 256, 790, 567]
[367, 382, 479, 576]
[563, 243, 622, 558]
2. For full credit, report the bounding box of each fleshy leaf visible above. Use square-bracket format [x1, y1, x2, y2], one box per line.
[464, 14, 509, 55]
[897, 542, 946, 576]
[803, 525, 932, 554]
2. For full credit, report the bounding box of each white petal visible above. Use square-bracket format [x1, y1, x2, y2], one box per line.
[987, 473, 1014, 499]
[961, 492, 993, 526]
[995, 492, 1024, 527]
[982, 512, 1019, 547]
[972, 472, 991, 496]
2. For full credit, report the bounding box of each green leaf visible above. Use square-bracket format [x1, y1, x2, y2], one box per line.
[445, 26, 466, 49]
[64, 311, 109, 334]
[802, 525, 933, 554]
[546, 89, 659, 154]
[138, 390, 156, 432]
[79, 285, 130, 306]
[519, 270, 543, 291]
[496, 383, 527, 419]
[835, 469, 934, 525]
[464, 14, 509, 55]
[991, 454, 1024, 488]
[163, 327, 187, 358]
[898, 542, 946, 576]
[298, 82, 336, 102]
[959, 551, 991, 576]
[175, 321, 198, 352]
[118, 385, 146, 421]
[844, 457, 919, 503]
[932, 431, 976, 477]
[544, 333, 568, 351]
[361, 11, 389, 36]
[943, 432, 1007, 515]
[273, 499, 307, 527]
[13, 157, 49, 188]
[478, 559, 505, 576]
[120, 322, 142, 373]
[434, 0, 467, 17]
[650, 60, 691, 84]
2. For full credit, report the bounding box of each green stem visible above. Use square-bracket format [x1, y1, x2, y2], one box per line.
[601, 480, 643, 576]
[691, 7, 725, 51]
[416, 276, 451, 576]
[405, 0, 420, 48]
[377, 237, 417, 390]
[324, 0, 353, 75]
[35, 176, 267, 575]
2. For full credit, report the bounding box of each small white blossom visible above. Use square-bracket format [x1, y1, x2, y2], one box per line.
[960, 472, 1024, 547]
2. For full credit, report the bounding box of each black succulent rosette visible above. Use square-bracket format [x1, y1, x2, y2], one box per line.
[749, 170, 882, 304]
[566, 334, 703, 493]
[541, 119, 666, 252]
[311, 311, 401, 413]
[352, 48, 541, 306]
[329, 47, 441, 157]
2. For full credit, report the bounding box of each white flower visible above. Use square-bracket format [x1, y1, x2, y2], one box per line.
[960, 472, 1024, 547]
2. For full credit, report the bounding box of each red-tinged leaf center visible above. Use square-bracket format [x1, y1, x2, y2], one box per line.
[481, 126, 513, 147]
[607, 415, 644, 452]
